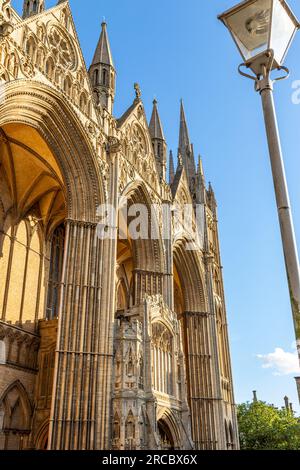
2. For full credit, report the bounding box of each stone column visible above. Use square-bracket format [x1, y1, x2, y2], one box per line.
[48, 140, 120, 451]
[133, 269, 163, 305]
[182, 310, 222, 450]
[162, 202, 174, 310]
[204, 254, 227, 450]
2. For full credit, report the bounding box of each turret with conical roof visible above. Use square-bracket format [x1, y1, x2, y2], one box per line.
[89, 22, 116, 114]
[178, 100, 196, 184]
[23, 0, 45, 18]
[149, 99, 167, 180]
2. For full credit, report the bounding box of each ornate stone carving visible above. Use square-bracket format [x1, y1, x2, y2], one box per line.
[48, 24, 77, 71]
[132, 124, 147, 159]
[20, 55, 34, 78]
[134, 82, 141, 101]
[107, 136, 122, 155]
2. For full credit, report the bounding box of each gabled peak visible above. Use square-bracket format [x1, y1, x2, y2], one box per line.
[149, 99, 165, 141]
[171, 164, 192, 201]
[117, 84, 144, 128]
[91, 21, 114, 67]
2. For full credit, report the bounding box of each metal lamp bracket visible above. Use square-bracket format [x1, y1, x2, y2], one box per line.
[238, 62, 290, 92]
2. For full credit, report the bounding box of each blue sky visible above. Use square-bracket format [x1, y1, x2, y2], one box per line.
[13, 0, 300, 412]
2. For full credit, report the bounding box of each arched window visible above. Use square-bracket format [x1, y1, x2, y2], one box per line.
[26, 37, 36, 59]
[36, 48, 44, 68]
[33, 0, 37, 13]
[94, 69, 99, 86]
[79, 93, 87, 113]
[113, 412, 120, 440]
[25, 1, 30, 16]
[46, 225, 65, 320]
[63, 76, 72, 96]
[151, 323, 173, 396]
[116, 280, 127, 314]
[102, 68, 107, 86]
[157, 142, 161, 156]
[45, 57, 55, 80]
[0, 382, 31, 450]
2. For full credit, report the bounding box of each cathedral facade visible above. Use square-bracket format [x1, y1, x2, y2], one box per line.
[0, 0, 239, 450]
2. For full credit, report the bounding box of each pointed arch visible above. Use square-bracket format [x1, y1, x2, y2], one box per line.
[34, 419, 49, 450]
[0, 380, 32, 434]
[120, 181, 165, 273]
[157, 408, 181, 450]
[0, 80, 104, 221]
[112, 412, 120, 440]
[173, 238, 207, 313]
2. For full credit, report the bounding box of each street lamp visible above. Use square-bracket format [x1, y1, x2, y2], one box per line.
[218, 0, 300, 399]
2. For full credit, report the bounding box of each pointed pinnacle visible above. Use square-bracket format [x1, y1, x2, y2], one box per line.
[149, 98, 165, 141]
[91, 20, 114, 67]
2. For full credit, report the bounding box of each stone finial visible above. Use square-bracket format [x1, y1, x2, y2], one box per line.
[134, 82, 141, 102]
[253, 390, 258, 403]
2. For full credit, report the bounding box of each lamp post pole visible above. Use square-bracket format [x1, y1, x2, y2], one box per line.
[256, 71, 300, 367]
[218, 0, 300, 404]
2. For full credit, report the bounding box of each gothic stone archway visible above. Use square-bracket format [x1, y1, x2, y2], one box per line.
[0, 80, 116, 450]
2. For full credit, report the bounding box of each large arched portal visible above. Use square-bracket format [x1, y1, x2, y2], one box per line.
[0, 81, 113, 451]
[173, 239, 222, 450]
[118, 182, 165, 304]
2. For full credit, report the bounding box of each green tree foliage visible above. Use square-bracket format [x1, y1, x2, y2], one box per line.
[237, 401, 300, 450]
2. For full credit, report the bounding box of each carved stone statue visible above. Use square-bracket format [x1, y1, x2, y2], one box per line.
[134, 82, 141, 102]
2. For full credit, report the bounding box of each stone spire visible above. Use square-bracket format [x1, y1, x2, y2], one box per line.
[195, 155, 206, 204]
[149, 99, 167, 181]
[169, 151, 175, 185]
[89, 22, 116, 114]
[149, 99, 165, 141]
[23, 0, 45, 18]
[178, 100, 196, 183]
[207, 182, 217, 215]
